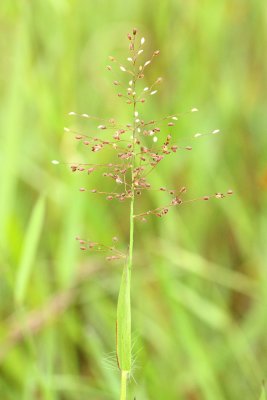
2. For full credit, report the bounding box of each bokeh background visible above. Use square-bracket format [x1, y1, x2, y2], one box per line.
[0, 1, 267, 399]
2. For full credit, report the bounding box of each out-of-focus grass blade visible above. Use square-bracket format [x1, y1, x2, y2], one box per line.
[158, 240, 257, 296]
[0, 22, 28, 249]
[172, 280, 230, 330]
[116, 263, 131, 372]
[260, 384, 266, 400]
[15, 196, 46, 304]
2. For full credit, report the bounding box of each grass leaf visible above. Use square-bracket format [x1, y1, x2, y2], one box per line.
[15, 196, 46, 304]
[260, 384, 266, 400]
[116, 263, 131, 372]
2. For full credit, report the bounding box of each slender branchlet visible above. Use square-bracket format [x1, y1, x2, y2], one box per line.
[53, 28, 233, 400]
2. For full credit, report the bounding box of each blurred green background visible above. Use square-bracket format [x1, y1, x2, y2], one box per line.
[0, 1, 267, 399]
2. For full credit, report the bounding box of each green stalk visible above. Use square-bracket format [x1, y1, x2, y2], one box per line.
[128, 192, 135, 277]
[128, 95, 136, 280]
[120, 370, 128, 400]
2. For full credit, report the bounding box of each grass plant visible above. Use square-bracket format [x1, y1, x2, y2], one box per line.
[64, 29, 233, 399]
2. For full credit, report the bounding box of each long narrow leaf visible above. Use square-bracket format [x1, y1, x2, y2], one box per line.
[260, 384, 266, 400]
[15, 196, 46, 304]
[116, 263, 131, 372]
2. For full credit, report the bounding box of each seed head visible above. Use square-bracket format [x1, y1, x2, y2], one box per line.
[66, 29, 232, 237]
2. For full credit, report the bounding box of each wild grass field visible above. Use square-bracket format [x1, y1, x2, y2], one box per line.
[0, 1, 267, 399]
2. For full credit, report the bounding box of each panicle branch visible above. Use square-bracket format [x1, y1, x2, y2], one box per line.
[134, 189, 234, 221]
[76, 236, 126, 261]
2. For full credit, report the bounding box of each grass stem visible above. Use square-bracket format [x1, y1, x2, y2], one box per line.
[118, 70, 137, 400]
[120, 370, 128, 400]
